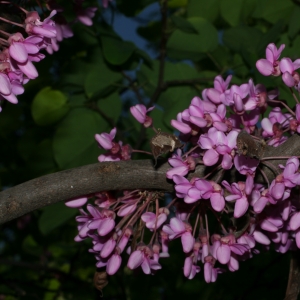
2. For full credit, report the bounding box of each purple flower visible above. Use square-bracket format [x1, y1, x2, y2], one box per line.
[65, 196, 88, 208]
[127, 245, 161, 274]
[166, 149, 195, 179]
[213, 234, 250, 265]
[130, 104, 154, 127]
[162, 217, 194, 253]
[256, 43, 285, 76]
[86, 205, 116, 236]
[204, 75, 232, 104]
[141, 208, 169, 231]
[171, 111, 193, 134]
[25, 10, 57, 38]
[198, 128, 238, 169]
[204, 255, 219, 283]
[75, 5, 98, 26]
[95, 128, 117, 150]
[106, 250, 122, 275]
[279, 57, 300, 87]
[221, 83, 249, 107]
[183, 256, 200, 279]
[0, 72, 18, 104]
[187, 179, 213, 204]
[222, 181, 249, 218]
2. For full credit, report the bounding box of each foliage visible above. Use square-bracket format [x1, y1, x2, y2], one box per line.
[0, 0, 299, 299]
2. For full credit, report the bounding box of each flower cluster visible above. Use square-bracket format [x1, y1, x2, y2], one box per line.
[67, 43, 300, 284]
[0, 0, 97, 109]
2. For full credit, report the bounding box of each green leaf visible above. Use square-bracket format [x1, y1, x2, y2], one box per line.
[38, 202, 77, 235]
[53, 108, 107, 169]
[187, 0, 219, 22]
[97, 92, 122, 123]
[170, 16, 198, 34]
[220, 0, 244, 26]
[223, 26, 262, 53]
[61, 58, 91, 87]
[138, 61, 200, 97]
[31, 87, 70, 126]
[256, 20, 284, 55]
[84, 61, 122, 99]
[101, 36, 136, 65]
[252, 0, 294, 24]
[167, 17, 218, 60]
[137, 60, 205, 128]
[288, 6, 300, 39]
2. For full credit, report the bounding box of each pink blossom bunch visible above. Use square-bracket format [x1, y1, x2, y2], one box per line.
[68, 42, 300, 284]
[0, 9, 57, 105]
[95, 128, 132, 162]
[256, 43, 300, 91]
[0, 0, 97, 109]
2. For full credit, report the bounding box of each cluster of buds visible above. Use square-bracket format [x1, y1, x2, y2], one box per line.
[0, 0, 98, 109]
[67, 44, 300, 282]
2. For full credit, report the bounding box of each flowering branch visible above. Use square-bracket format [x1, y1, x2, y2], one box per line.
[1, 132, 300, 225]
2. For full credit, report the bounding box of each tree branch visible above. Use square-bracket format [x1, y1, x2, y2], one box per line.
[1, 134, 300, 225]
[149, 0, 168, 107]
[285, 252, 300, 300]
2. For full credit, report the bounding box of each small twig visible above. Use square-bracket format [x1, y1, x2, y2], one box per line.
[149, 0, 168, 107]
[121, 71, 145, 104]
[290, 87, 300, 104]
[86, 101, 115, 128]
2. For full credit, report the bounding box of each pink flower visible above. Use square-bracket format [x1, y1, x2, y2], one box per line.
[204, 255, 219, 283]
[0, 73, 18, 104]
[106, 251, 122, 275]
[222, 181, 249, 218]
[279, 57, 300, 87]
[172, 175, 193, 199]
[186, 178, 213, 204]
[185, 180, 226, 213]
[198, 128, 238, 169]
[65, 196, 88, 208]
[55, 16, 74, 41]
[8, 33, 40, 64]
[204, 75, 232, 104]
[213, 234, 250, 265]
[166, 149, 195, 179]
[25, 10, 57, 38]
[76, 5, 98, 26]
[183, 256, 200, 279]
[141, 208, 169, 231]
[95, 128, 117, 150]
[130, 104, 154, 128]
[162, 218, 194, 253]
[86, 205, 116, 236]
[221, 83, 249, 107]
[256, 43, 285, 76]
[171, 111, 192, 134]
[127, 245, 161, 274]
